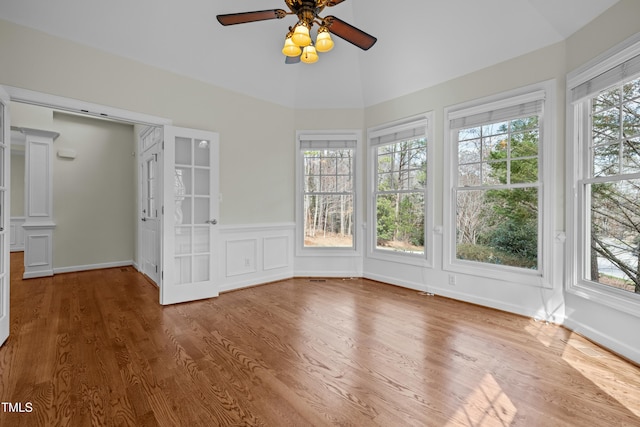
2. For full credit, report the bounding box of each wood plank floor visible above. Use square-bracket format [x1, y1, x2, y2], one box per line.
[1, 253, 639, 426]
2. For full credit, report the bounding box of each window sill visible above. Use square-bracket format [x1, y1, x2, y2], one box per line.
[445, 259, 550, 288]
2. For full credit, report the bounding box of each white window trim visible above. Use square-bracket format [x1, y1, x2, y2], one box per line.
[444, 80, 556, 288]
[295, 130, 362, 257]
[566, 33, 640, 316]
[366, 113, 434, 268]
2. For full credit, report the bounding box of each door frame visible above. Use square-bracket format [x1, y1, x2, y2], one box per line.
[2, 85, 171, 280]
[4, 86, 221, 306]
[137, 126, 162, 285]
[0, 86, 11, 346]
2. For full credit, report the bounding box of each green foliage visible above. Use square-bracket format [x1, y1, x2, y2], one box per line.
[376, 195, 396, 242]
[375, 138, 427, 251]
[457, 116, 540, 268]
[456, 243, 536, 269]
[486, 219, 538, 264]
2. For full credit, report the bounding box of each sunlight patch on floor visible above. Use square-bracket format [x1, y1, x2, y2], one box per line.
[523, 319, 564, 348]
[561, 333, 640, 418]
[446, 373, 517, 427]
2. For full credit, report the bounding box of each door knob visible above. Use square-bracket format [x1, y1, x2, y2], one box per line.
[206, 219, 217, 225]
[141, 217, 147, 222]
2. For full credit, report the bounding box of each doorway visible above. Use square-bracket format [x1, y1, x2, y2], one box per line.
[3, 85, 220, 307]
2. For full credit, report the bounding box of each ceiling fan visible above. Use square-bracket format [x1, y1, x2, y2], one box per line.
[217, 0, 377, 64]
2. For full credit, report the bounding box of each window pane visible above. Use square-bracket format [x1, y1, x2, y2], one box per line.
[593, 142, 620, 177]
[623, 79, 640, 102]
[593, 87, 619, 113]
[482, 135, 505, 161]
[459, 163, 481, 187]
[587, 179, 640, 294]
[302, 146, 355, 249]
[511, 129, 539, 158]
[623, 138, 640, 174]
[456, 188, 538, 270]
[458, 127, 481, 141]
[592, 108, 621, 145]
[623, 99, 640, 137]
[483, 161, 504, 185]
[482, 121, 509, 137]
[510, 158, 538, 184]
[304, 194, 353, 247]
[458, 138, 481, 164]
[376, 192, 424, 254]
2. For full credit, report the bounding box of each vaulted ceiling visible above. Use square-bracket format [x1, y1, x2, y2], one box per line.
[0, 0, 620, 109]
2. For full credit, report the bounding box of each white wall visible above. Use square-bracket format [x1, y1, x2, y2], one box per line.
[0, 18, 295, 226]
[52, 112, 136, 270]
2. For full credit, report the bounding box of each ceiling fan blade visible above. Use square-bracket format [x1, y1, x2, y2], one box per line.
[324, 16, 377, 51]
[327, 0, 347, 6]
[217, 9, 287, 26]
[285, 55, 300, 64]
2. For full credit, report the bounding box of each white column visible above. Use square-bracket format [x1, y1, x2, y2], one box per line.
[19, 127, 59, 279]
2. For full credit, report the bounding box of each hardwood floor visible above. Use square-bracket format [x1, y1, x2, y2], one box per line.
[0, 253, 639, 426]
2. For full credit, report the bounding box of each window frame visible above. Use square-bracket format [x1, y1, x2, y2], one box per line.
[444, 81, 556, 287]
[295, 130, 361, 257]
[366, 113, 434, 267]
[566, 33, 640, 315]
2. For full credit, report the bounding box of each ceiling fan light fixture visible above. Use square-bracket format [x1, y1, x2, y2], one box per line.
[315, 27, 334, 53]
[282, 35, 302, 57]
[300, 44, 319, 64]
[291, 22, 311, 47]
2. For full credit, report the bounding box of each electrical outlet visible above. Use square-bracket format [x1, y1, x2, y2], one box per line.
[448, 274, 456, 285]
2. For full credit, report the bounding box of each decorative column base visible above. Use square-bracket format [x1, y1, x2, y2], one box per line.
[22, 222, 56, 279]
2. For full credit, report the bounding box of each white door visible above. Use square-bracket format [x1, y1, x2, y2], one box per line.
[140, 144, 160, 284]
[161, 126, 219, 305]
[0, 87, 10, 346]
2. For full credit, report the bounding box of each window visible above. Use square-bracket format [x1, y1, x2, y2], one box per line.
[296, 132, 358, 253]
[445, 82, 554, 285]
[368, 115, 431, 262]
[568, 35, 640, 309]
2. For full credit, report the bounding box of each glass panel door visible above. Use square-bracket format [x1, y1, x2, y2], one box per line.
[161, 126, 219, 305]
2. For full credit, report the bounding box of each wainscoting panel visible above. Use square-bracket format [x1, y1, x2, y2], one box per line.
[23, 227, 54, 278]
[264, 236, 289, 271]
[225, 239, 258, 277]
[218, 223, 294, 292]
[10, 217, 25, 252]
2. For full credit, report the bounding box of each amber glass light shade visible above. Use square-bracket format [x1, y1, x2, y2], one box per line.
[282, 36, 302, 57]
[315, 29, 334, 53]
[291, 23, 311, 47]
[300, 45, 319, 63]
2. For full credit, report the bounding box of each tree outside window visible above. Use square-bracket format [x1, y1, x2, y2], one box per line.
[375, 138, 427, 254]
[303, 148, 354, 248]
[585, 77, 640, 294]
[455, 116, 541, 270]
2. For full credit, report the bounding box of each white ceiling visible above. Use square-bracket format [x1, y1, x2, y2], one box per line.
[0, 0, 620, 109]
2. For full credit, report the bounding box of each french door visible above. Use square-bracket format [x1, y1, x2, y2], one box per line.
[161, 126, 219, 305]
[0, 87, 10, 345]
[140, 142, 160, 285]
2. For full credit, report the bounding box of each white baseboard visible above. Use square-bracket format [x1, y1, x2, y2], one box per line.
[23, 270, 53, 279]
[564, 318, 640, 364]
[53, 260, 133, 275]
